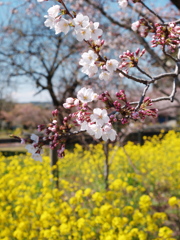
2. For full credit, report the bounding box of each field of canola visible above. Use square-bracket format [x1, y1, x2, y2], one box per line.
[0, 131, 180, 240]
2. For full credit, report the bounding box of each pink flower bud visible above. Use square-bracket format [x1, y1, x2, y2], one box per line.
[135, 48, 140, 56]
[66, 97, 74, 104]
[63, 103, 71, 109]
[52, 109, 58, 116]
[74, 99, 80, 106]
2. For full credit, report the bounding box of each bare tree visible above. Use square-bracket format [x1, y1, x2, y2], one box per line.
[0, 1, 86, 122]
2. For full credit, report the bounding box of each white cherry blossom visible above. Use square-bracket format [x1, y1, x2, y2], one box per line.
[55, 18, 70, 35]
[79, 50, 98, 77]
[63, 97, 75, 108]
[131, 21, 140, 32]
[88, 123, 103, 139]
[77, 87, 96, 103]
[44, 15, 57, 29]
[47, 5, 60, 18]
[74, 27, 91, 41]
[79, 50, 97, 65]
[118, 0, 128, 8]
[81, 64, 98, 77]
[25, 134, 43, 161]
[31, 134, 39, 143]
[32, 153, 43, 161]
[102, 124, 117, 141]
[90, 108, 109, 126]
[89, 22, 103, 41]
[80, 121, 94, 135]
[73, 13, 90, 29]
[25, 144, 37, 155]
[106, 59, 119, 73]
[99, 71, 112, 81]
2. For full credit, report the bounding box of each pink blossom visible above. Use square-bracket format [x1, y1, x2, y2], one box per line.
[66, 97, 74, 104]
[74, 99, 80, 106]
[63, 103, 71, 109]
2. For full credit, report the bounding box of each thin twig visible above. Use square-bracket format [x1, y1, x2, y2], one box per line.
[162, 45, 177, 62]
[140, 1, 164, 23]
[153, 72, 177, 80]
[135, 84, 150, 110]
[136, 65, 152, 79]
[163, 19, 180, 26]
[117, 69, 148, 84]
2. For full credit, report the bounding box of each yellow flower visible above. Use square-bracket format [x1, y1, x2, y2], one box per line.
[59, 223, 71, 235]
[122, 206, 134, 215]
[158, 226, 173, 239]
[139, 195, 151, 212]
[168, 196, 178, 206]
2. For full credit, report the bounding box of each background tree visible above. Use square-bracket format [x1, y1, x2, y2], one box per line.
[1, 103, 51, 130]
[0, 1, 87, 122]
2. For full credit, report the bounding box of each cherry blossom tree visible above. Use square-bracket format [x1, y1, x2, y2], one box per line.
[1, 103, 50, 129]
[11, 0, 179, 161]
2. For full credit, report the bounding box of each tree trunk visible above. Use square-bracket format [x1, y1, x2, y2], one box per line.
[171, 0, 180, 10]
[50, 147, 59, 189]
[103, 141, 110, 190]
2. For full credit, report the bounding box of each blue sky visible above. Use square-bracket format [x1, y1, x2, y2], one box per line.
[0, 0, 175, 103]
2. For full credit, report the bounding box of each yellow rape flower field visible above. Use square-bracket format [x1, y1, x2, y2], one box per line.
[1, 131, 180, 240]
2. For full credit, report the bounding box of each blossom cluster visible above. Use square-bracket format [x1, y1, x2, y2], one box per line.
[22, 86, 157, 160]
[79, 49, 119, 79]
[1, 131, 180, 239]
[40, 0, 180, 85]
[131, 18, 180, 51]
[119, 48, 146, 72]
[152, 22, 180, 50]
[44, 5, 103, 42]
[39, 0, 180, 85]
